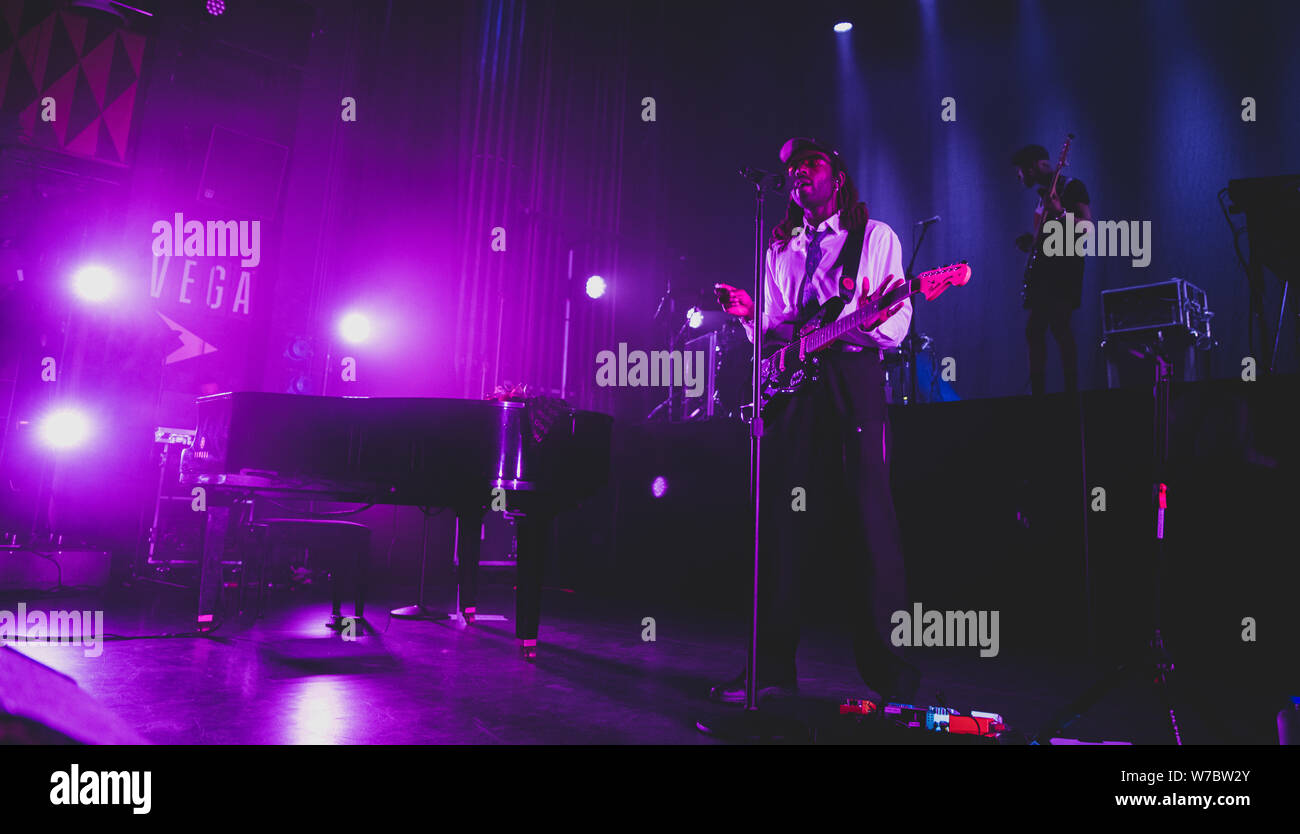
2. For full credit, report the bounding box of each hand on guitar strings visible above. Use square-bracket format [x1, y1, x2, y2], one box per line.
[859, 275, 907, 332]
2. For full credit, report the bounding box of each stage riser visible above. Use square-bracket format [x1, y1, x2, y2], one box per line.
[604, 376, 1297, 664]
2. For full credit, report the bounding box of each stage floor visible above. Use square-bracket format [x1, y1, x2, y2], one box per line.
[8, 581, 1251, 745]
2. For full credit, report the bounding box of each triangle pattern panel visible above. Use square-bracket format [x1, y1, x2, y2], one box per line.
[14, 19, 44, 87]
[79, 29, 111, 106]
[41, 58, 73, 143]
[95, 116, 116, 163]
[65, 64, 98, 142]
[18, 0, 50, 37]
[0, 3, 146, 163]
[78, 10, 114, 58]
[104, 33, 135, 105]
[45, 10, 83, 86]
[41, 16, 74, 87]
[63, 110, 96, 156]
[119, 25, 143, 75]
[100, 77, 134, 160]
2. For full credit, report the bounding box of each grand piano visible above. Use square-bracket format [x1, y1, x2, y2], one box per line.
[179, 392, 613, 654]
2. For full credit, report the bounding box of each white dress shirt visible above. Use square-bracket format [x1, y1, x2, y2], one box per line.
[741, 213, 912, 351]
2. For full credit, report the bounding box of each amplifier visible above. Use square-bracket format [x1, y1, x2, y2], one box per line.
[1101, 278, 1213, 346]
[1100, 279, 1214, 388]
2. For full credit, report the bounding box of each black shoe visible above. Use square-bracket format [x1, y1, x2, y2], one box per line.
[708, 670, 798, 704]
[880, 663, 922, 704]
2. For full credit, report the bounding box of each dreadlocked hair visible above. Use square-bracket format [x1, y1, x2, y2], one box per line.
[770, 170, 870, 252]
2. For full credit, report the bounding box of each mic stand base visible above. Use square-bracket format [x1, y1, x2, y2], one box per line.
[388, 604, 443, 621]
[695, 707, 812, 743]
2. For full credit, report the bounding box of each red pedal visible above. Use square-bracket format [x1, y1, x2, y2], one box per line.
[840, 698, 878, 715]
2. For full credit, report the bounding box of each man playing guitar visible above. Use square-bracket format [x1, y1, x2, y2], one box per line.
[711, 137, 920, 705]
[1013, 142, 1092, 395]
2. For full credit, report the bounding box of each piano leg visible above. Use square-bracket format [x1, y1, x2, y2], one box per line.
[513, 512, 551, 659]
[454, 507, 484, 623]
[197, 505, 230, 631]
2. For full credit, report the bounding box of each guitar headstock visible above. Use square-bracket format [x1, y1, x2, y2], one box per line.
[1057, 133, 1074, 167]
[915, 261, 972, 301]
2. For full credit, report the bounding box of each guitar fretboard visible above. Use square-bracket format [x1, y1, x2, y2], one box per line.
[801, 278, 918, 352]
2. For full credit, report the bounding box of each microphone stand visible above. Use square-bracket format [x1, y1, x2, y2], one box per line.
[1031, 337, 1184, 744]
[696, 169, 808, 741]
[903, 219, 936, 404]
[645, 274, 677, 421]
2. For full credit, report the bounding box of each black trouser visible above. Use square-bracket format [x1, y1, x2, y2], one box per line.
[755, 348, 910, 693]
[1026, 305, 1078, 396]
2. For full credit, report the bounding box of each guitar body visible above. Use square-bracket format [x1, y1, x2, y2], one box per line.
[758, 299, 844, 413]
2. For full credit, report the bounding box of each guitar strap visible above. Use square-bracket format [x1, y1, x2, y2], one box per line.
[832, 220, 868, 304]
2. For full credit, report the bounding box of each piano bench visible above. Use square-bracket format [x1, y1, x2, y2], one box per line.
[247, 519, 371, 630]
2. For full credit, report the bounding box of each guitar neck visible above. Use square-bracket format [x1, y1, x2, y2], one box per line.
[801, 278, 916, 352]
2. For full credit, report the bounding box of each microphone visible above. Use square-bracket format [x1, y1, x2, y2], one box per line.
[739, 167, 785, 189]
[915, 215, 941, 226]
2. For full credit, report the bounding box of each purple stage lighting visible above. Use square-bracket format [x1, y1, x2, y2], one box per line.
[338, 312, 372, 344]
[39, 408, 92, 450]
[71, 265, 115, 302]
[206, 0, 225, 15]
[651, 476, 668, 498]
[833, 21, 853, 33]
[585, 275, 606, 299]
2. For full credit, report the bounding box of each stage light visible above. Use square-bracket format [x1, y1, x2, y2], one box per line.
[833, 21, 853, 33]
[285, 336, 314, 361]
[338, 312, 372, 344]
[71, 265, 115, 302]
[687, 307, 704, 328]
[651, 476, 668, 498]
[586, 275, 607, 299]
[206, 0, 225, 15]
[39, 408, 91, 450]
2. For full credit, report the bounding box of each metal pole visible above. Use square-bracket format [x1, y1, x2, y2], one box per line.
[561, 248, 573, 399]
[745, 182, 765, 711]
[493, 290, 504, 395]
